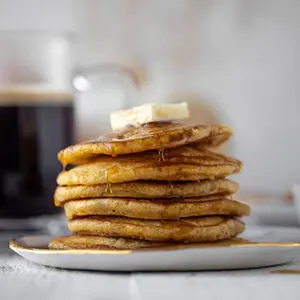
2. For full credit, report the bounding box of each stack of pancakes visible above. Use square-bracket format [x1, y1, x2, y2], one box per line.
[50, 122, 250, 250]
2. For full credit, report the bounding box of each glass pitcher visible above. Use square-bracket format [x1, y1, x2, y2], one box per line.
[0, 31, 139, 219]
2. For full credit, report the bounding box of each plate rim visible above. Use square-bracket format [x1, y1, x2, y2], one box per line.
[9, 235, 300, 256]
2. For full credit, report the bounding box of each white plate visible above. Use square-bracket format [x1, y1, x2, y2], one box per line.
[10, 226, 300, 271]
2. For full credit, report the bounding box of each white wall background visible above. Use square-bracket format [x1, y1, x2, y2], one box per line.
[0, 0, 300, 195]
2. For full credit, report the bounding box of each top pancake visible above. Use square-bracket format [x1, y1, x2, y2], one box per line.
[58, 122, 233, 165]
[57, 147, 242, 185]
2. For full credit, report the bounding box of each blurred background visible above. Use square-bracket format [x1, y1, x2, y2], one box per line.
[0, 0, 300, 229]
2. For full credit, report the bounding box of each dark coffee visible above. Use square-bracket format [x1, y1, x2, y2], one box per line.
[0, 93, 74, 218]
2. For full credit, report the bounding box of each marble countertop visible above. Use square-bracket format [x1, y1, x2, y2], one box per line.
[1, 232, 300, 300]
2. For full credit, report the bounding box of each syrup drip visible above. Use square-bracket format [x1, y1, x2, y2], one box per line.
[104, 169, 110, 191]
[61, 160, 67, 171]
[158, 148, 166, 162]
[110, 144, 117, 157]
[63, 163, 76, 171]
[104, 167, 117, 193]
[104, 182, 113, 194]
[108, 183, 113, 194]
[104, 183, 113, 194]
[168, 181, 175, 196]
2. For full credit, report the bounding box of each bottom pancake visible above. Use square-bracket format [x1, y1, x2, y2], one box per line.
[49, 235, 166, 250]
[68, 216, 245, 242]
[64, 197, 250, 220]
[48, 235, 248, 250]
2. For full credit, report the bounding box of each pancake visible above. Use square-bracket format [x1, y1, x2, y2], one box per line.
[49, 236, 169, 250]
[49, 235, 248, 250]
[64, 197, 250, 220]
[54, 179, 239, 204]
[57, 147, 242, 185]
[58, 123, 233, 165]
[68, 216, 245, 242]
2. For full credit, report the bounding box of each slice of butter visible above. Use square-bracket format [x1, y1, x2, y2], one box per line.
[110, 102, 189, 131]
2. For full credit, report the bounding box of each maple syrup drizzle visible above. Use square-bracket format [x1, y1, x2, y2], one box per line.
[158, 148, 166, 162]
[104, 169, 110, 193]
[105, 167, 117, 193]
[104, 183, 112, 194]
[108, 183, 113, 194]
[61, 159, 67, 171]
[104, 183, 113, 194]
[168, 181, 175, 195]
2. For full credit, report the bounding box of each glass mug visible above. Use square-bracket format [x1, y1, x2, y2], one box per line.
[0, 31, 139, 219]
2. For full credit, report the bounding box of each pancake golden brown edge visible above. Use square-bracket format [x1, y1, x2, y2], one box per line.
[68, 216, 245, 242]
[57, 147, 242, 185]
[64, 197, 250, 220]
[54, 179, 239, 204]
[48, 235, 248, 250]
[58, 123, 233, 165]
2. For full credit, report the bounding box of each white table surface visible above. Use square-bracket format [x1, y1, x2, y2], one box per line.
[1, 233, 300, 300]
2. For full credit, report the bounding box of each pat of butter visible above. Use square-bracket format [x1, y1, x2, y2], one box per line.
[110, 102, 189, 131]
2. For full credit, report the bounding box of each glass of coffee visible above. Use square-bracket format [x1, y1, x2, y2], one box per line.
[0, 32, 139, 225]
[0, 32, 76, 220]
